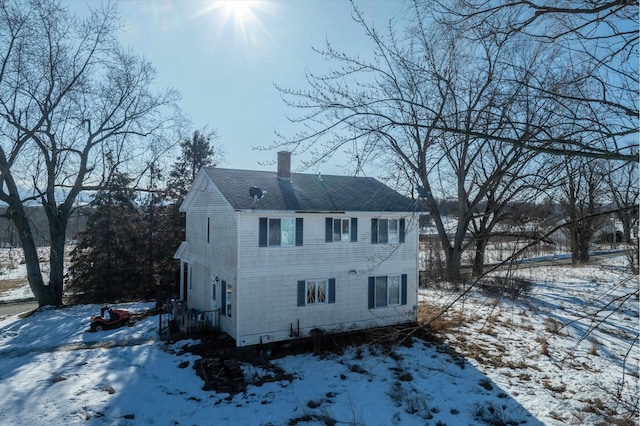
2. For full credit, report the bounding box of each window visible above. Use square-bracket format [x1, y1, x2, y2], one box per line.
[268, 218, 283, 246]
[371, 218, 405, 244]
[206, 217, 210, 244]
[388, 275, 400, 305]
[259, 217, 303, 247]
[281, 218, 295, 246]
[325, 217, 358, 242]
[335, 219, 349, 241]
[368, 274, 407, 309]
[220, 280, 231, 318]
[388, 219, 399, 244]
[307, 279, 327, 304]
[375, 276, 388, 307]
[298, 278, 336, 306]
[225, 281, 232, 319]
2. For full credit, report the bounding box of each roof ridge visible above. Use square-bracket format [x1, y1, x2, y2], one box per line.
[199, 167, 425, 212]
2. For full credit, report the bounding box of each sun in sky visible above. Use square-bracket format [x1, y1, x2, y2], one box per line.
[194, 0, 273, 53]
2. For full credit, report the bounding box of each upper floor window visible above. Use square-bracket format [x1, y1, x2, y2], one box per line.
[270, 218, 294, 246]
[371, 218, 405, 244]
[259, 217, 303, 247]
[325, 217, 358, 242]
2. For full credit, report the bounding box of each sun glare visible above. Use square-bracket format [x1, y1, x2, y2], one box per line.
[223, 0, 258, 25]
[195, 0, 272, 52]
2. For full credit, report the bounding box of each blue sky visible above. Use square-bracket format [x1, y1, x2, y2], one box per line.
[89, 0, 407, 174]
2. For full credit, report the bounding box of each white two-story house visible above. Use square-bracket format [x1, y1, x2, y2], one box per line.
[174, 152, 425, 347]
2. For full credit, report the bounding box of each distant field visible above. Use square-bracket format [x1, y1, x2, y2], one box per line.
[0, 279, 27, 293]
[0, 246, 55, 300]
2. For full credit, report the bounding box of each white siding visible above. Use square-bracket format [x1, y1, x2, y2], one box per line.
[234, 211, 419, 346]
[182, 181, 238, 336]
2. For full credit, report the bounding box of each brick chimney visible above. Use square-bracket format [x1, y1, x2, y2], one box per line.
[277, 151, 291, 178]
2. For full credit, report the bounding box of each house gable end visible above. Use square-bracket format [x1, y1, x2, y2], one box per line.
[180, 169, 234, 213]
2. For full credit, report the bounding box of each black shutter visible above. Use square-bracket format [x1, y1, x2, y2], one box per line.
[401, 274, 407, 305]
[399, 218, 406, 243]
[296, 218, 304, 246]
[259, 217, 268, 247]
[351, 218, 358, 242]
[371, 219, 378, 244]
[368, 277, 375, 309]
[297, 280, 306, 306]
[325, 218, 333, 242]
[220, 280, 227, 315]
[328, 278, 336, 304]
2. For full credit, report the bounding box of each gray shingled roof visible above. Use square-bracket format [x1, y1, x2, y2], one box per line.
[202, 168, 424, 212]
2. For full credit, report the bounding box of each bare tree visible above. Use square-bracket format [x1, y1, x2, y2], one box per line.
[430, 0, 639, 164]
[0, 0, 180, 306]
[559, 158, 608, 263]
[606, 161, 639, 244]
[275, 4, 565, 281]
[605, 161, 639, 273]
[468, 154, 558, 276]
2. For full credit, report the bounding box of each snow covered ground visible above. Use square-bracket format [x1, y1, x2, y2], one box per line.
[420, 256, 639, 425]
[0, 303, 541, 425]
[0, 246, 51, 301]
[0, 252, 638, 425]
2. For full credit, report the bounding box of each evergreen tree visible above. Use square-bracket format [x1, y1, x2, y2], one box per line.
[145, 202, 184, 295]
[167, 129, 221, 200]
[138, 161, 184, 299]
[66, 171, 144, 304]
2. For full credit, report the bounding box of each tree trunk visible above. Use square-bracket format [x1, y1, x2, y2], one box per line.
[48, 222, 67, 306]
[445, 247, 463, 283]
[7, 203, 57, 306]
[577, 233, 590, 263]
[472, 238, 488, 277]
[618, 211, 634, 243]
[571, 223, 591, 265]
